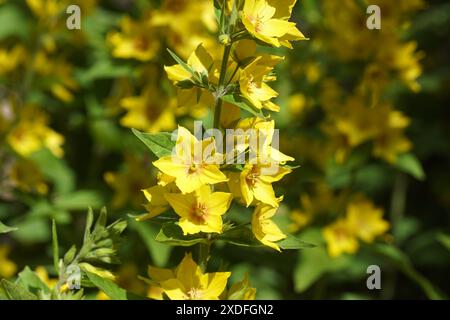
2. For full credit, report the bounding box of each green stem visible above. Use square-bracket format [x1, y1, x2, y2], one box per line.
[213, 44, 233, 130]
[198, 241, 211, 272]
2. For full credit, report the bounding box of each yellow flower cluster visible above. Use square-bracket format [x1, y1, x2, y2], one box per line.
[139, 0, 306, 252]
[323, 197, 390, 257]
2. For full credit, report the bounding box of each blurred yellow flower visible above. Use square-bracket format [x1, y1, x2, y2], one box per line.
[6, 106, 64, 158]
[104, 155, 152, 209]
[323, 219, 359, 258]
[0, 245, 17, 279]
[323, 197, 389, 257]
[9, 159, 49, 195]
[347, 198, 390, 243]
[108, 16, 160, 61]
[120, 86, 176, 133]
[0, 45, 26, 75]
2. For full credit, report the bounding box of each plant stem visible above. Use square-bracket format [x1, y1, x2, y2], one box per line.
[213, 44, 232, 130]
[198, 241, 211, 272]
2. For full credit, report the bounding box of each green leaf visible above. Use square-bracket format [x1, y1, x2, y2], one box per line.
[155, 222, 208, 247]
[0, 4, 31, 40]
[132, 129, 175, 158]
[437, 232, 450, 251]
[0, 221, 17, 234]
[12, 218, 50, 244]
[30, 149, 75, 194]
[76, 60, 134, 86]
[219, 225, 315, 249]
[84, 207, 94, 243]
[85, 271, 145, 300]
[54, 190, 103, 210]
[219, 225, 261, 247]
[132, 221, 171, 267]
[373, 244, 446, 300]
[64, 245, 77, 265]
[277, 234, 316, 250]
[0, 279, 38, 300]
[52, 220, 59, 275]
[294, 229, 350, 293]
[17, 267, 51, 295]
[395, 153, 426, 181]
[221, 94, 265, 118]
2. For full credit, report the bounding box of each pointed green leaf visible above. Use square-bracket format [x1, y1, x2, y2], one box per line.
[395, 153, 426, 181]
[132, 129, 176, 158]
[52, 220, 59, 275]
[221, 94, 265, 118]
[85, 271, 145, 300]
[0, 279, 38, 300]
[277, 234, 316, 250]
[17, 267, 51, 295]
[155, 222, 208, 247]
[0, 221, 17, 234]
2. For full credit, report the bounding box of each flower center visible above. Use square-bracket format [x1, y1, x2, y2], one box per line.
[134, 36, 150, 51]
[247, 75, 257, 94]
[245, 166, 260, 187]
[188, 163, 201, 174]
[190, 202, 208, 223]
[248, 15, 264, 33]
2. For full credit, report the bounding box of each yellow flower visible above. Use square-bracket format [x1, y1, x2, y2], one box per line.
[26, 0, 64, 20]
[0, 245, 17, 279]
[289, 209, 312, 233]
[120, 86, 176, 133]
[108, 16, 160, 61]
[323, 219, 359, 258]
[251, 201, 286, 251]
[6, 106, 64, 158]
[9, 159, 49, 195]
[0, 45, 26, 75]
[31, 51, 77, 103]
[138, 182, 179, 221]
[230, 118, 294, 164]
[104, 155, 152, 209]
[151, 0, 218, 58]
[239, 59, 279, 111]
[373, 110, 412, 163]
[148, 253, 231, 300]
[164, 44, 216, 109]
[153, 126, 227, 194]
[231, 163, 290, 207]
[346, 199, 389, 243]
[241, 0, 306, 48]
[164, 186, 232, 235]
